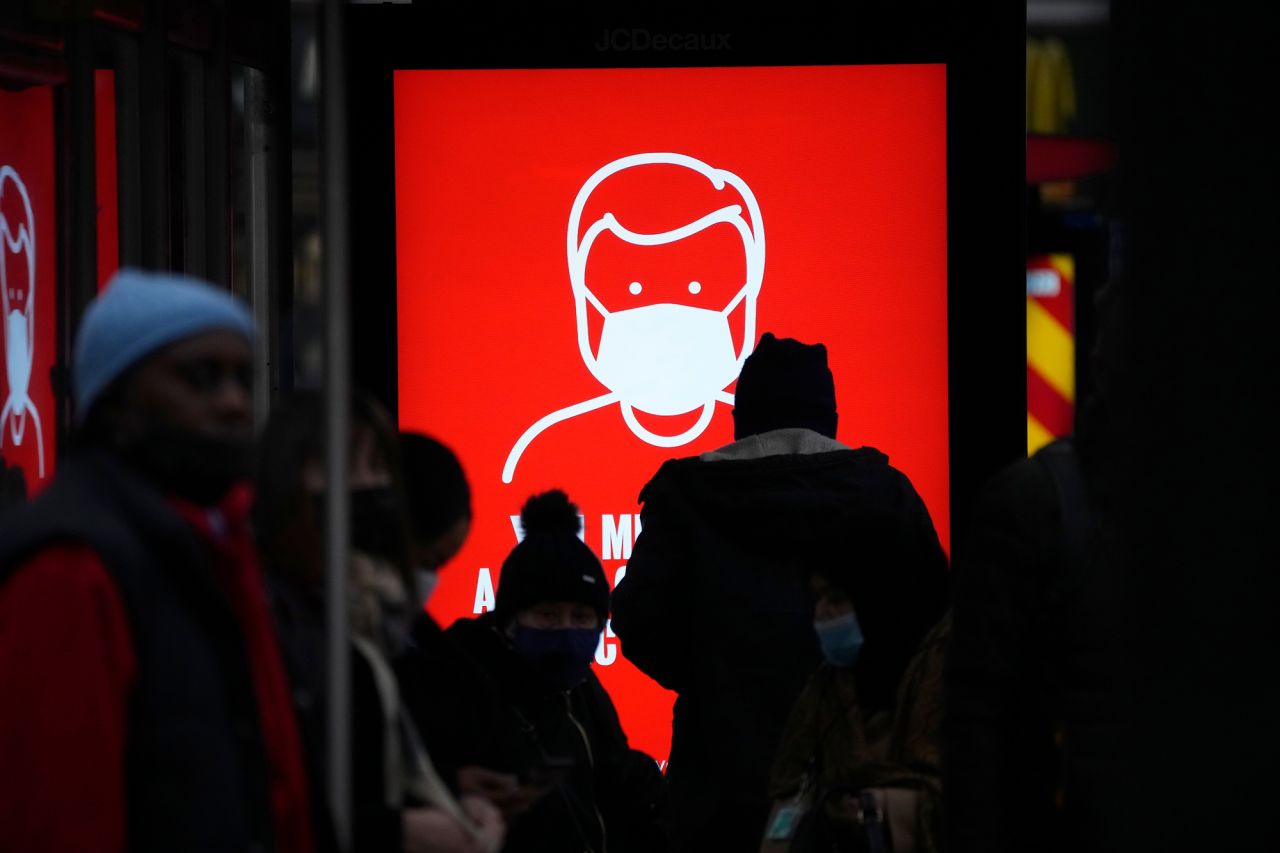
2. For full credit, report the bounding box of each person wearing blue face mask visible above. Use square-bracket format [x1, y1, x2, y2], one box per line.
[442, 490, 668, 853]
[813, 581, 866, 669]
[762, 511, 950, 853]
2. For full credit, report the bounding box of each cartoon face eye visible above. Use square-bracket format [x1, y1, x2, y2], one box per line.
[584, 223, 747, 310]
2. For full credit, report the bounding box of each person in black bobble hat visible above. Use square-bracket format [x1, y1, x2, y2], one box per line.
[612, 332, 946, 853]
[492, 490, 609, 637]
[443, 490, 668, 853]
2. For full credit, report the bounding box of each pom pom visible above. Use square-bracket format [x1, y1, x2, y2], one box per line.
[519, 489, 582, 538]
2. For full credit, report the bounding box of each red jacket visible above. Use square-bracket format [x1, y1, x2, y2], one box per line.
[0, 484, 314, 853]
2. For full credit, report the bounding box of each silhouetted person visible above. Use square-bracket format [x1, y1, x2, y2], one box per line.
[944, 250, 1148, 853]
[441, 490, 668, 853]
[399, 431, 473, 601]
[394, 431, 502, 799]
[394, 431, 522, 816]
[0, 269, 313, 852]
[943, 435, 1129, 853]
[765, 510, 949, 853]
[255, 394, 503, 853]
[612, 332, 946, 852]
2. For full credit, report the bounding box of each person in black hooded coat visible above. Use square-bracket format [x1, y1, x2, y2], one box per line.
[611, 333, 947, 853]
[443, 490, 667, 853]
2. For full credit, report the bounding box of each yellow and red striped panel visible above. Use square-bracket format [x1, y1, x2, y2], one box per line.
[1026, 254, 1075, 455]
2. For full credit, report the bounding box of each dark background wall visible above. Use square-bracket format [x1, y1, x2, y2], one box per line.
[1106, 3, 1276, 849]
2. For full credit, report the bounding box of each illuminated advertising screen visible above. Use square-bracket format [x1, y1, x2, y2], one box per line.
[0, 86, 57, 494]
[395, 65, 949, 762]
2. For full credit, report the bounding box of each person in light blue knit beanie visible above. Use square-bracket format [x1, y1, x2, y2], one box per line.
[72, 268, 257, 504]
[0, 270, 319, 852]
[74, 268, 254, 422]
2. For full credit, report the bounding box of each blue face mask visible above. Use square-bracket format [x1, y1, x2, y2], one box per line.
[511, 625, 601, 691]
[814, 612, 864, 668]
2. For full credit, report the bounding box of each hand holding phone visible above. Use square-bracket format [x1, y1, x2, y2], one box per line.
[457, 765, 552, 819]
[520, 755, 575, 789]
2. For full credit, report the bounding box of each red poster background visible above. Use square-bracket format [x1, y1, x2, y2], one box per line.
[1, 86, 57, 494]
[395, 65, 948, 763]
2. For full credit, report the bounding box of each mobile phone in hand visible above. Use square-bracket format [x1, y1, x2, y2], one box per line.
[522, 756, 576, 788]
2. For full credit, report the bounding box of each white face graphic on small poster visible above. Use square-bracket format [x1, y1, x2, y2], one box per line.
[0, 165, 44, 479]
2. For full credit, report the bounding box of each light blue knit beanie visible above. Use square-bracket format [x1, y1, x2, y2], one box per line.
[73, 268, 255, 422]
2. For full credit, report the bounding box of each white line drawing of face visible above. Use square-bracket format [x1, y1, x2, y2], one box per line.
[0, 165, 45, 479]
[502, 153, 764, 484]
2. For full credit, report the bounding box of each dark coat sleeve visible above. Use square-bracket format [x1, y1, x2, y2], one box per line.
[0, 547, 134, 853]
[942, 459, 1061, 853]
[264, 576, 341, 852]
[394, 615, 507, 789]
[610, 471, 697, 693]
[578, 676, 670, 853]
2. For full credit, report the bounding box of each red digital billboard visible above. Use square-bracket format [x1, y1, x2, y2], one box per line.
[394, 65, 949, 763]
[1, 86, 57, 494]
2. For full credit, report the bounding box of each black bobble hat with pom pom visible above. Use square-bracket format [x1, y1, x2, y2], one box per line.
[495, 490, 610, 624]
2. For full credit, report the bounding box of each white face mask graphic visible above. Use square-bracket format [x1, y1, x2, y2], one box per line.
[0, 164, 44, 478]
[593, 302, 739, 417]
[5, 311, 30, 405]
[502, 153, 764, 482]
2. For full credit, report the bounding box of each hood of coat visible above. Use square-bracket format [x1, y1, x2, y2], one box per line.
[639, 432, 908, 563]
[638, 428, 949, 713]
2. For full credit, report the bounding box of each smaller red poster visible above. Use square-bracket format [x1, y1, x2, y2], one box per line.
[0, 86, 57, 493]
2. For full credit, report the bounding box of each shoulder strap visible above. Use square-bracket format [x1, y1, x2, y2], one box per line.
[352, 635, 406, 809]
